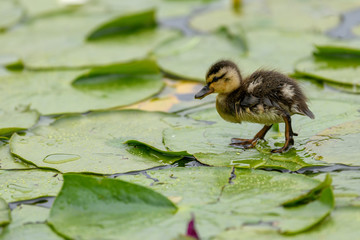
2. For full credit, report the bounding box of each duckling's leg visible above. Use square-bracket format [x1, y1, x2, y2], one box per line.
[230, 124, 272, 149]
[271, 113, 295, 153]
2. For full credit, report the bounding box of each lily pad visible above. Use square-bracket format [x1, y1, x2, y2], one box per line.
[96, 0, 214, 19]
[214, 206, 360, 240]
[0, 205, 63, 240]
[10, 110, 187, 174]
[0, 197, 10, 227]
[0, 0, 23, 31]
[0, 141, 33, 170]
[0, 107, 39, 136]
[118, 167, 334, 238]
[0, 169, 63, 202]
[313, 170, 360, 207]
[0, 9, 179, 69]
[48, 174, 178, 240]
[295, 56, 360, 88]
[17, 0, 76, 18]
[306, 120, 360, 166]
[0, 60, 164, 115]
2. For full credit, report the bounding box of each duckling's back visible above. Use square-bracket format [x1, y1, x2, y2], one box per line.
[216, 70, 314, 125]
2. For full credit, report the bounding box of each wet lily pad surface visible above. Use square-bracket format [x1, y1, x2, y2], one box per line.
[0, 169, 62, 202]
[117, 167, 333, 238]
[0, 107, 39, 136]
[10, 110, 186, 174]
[0, 0, 359, 239]
[0, 205, 63, 240]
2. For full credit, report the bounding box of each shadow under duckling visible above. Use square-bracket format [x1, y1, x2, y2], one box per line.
[195, 60, 315, 153]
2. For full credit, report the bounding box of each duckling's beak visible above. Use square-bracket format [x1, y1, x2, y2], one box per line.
[195, 85, 214, 99]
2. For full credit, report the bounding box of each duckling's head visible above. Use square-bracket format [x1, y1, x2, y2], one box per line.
[195, 60, 242, 99]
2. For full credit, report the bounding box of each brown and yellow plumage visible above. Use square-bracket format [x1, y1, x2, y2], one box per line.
[195, 60, 314, 153]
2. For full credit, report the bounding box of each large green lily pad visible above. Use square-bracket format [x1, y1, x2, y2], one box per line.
[118, 167, 334, 238]
[0, 169, 63, 202]
[0, 107, 39, 136]
[48, 174, 177, 240]
[0, 197, 10, 227]
[10, 110, 187, 174]
[0, 60, 164, 115]
[0, 205, 63, 240]
[306, 120, 360, 166]
[0, 9, 179, 69]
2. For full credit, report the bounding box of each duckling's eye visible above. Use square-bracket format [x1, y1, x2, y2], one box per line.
[210, 73, 226, 84]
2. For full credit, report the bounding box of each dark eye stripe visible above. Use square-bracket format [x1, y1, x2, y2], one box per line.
[209, 73, 226, 85]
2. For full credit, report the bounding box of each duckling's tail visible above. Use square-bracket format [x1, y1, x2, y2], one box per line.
[303, 107, 315, 119]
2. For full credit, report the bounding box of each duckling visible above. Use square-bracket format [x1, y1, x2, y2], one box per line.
[194, 60, 315, 153]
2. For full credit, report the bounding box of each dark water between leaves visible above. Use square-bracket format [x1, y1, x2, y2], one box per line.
[327, 8, 360, 39]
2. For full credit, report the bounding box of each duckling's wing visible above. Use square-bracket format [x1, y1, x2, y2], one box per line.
[239, 94, 259, 108]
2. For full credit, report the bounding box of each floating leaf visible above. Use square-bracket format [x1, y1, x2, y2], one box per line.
[0, 60, 164, 115]
[306, 120, 360, 166]
[48, 174, 177, 240]
[0, 205, 63, 240]
[0, 0, 23, 31]
[17, 0, 76, 17]
[118, 167, 334, 238]
[213, 206, 360, 240]
[295, 56, 360, 88]
[0, 169, 63, 202]
[0, 141, 33, 170]
[10, 110, 186, 174]
[0, 107, 39, 136]
[0, 197, 10, 227]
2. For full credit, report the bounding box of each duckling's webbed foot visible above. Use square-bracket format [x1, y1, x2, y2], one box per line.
[230, 139, 256, 149]
[271, 112, 295, 153]
[230, 125, 272, 149]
